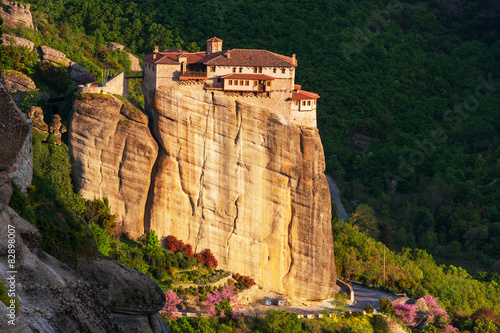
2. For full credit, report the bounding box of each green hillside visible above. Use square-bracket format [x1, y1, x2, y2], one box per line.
[18, 0, 500, 273]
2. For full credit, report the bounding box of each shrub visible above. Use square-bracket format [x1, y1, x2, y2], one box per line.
[165, 235, 194, 257]
[379, 298, 394, 314]
[364, 303, 375, 314]
[232, 273, 255, 288]
[195, 249, 218, 269]
[257, 309, 302, 333]
[0, 45, 38, 75]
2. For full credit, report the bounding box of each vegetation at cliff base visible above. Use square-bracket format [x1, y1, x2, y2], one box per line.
[9, 132, 98, 267]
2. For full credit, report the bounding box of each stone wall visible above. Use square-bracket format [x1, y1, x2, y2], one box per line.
[336, 279, 354, 305]
[9, 118, 32, 193]
[78, 71, 126, 96]
[291, 108, 317, 128]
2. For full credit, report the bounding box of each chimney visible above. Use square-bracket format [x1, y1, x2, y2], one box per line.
[292, 54, 297, 65]
[226, 51, 231, 59]
[154, 46, 159, 53]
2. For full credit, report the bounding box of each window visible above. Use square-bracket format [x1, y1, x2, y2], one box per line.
[228, 80, 233, 85]
[273, 68, 277, 73]
[307, 101, 311, 106]
[266, 81, 271, 86]
[253, 80, 258, 86]
[254, 67, 258, 73]
[239, 67, 243, 73]
[259, 67, 263, 73]
[245, 80, 249, 86]
[281, 68, 286, 74]
[234, 80, 238, 86]
[240, 80, 244, 85]
[233, 67, 236, 73]
[211, 66, 216, 72]
[302, 101, 306, 106]
[217, 77, 221, 83]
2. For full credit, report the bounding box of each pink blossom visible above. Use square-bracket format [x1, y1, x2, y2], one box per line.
[202, 285, 241, 319]
[424, 295, 447, 320]
[393, 302, 417, 325]
[441, 325, 459, 332]
[160, 289, 181, 321]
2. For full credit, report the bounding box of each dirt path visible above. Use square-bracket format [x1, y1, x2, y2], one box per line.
[173, 275, 233, 289]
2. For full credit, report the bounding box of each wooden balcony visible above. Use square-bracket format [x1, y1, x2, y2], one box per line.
[179, 71, 207, 80]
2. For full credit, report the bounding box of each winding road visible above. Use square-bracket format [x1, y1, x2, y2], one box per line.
[348, 283, 400, 311]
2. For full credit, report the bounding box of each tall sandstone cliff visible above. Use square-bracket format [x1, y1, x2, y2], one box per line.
[70, 85, 336, 300]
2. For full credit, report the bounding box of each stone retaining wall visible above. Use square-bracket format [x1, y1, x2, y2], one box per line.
[336, 279, 355, 305]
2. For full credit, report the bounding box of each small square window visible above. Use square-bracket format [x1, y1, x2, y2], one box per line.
[239, 67, 243, 73]
[254, 67, 258, 73]
[273, 68, 277, 73]
[281, 68, 286, 74]
[234, 80, 238, 86]
[240, 80, 244, 85]
[302, 101, 306, 106]
[233, 67, 236, 73]
[266, 81, 270, 86]
[211, 66, 216, 72]
[253, 80, 258, 86]
[307, 101, 311, 106]
[228, 80, 233, 85]
[259, 67, 263, 73]
[245, 80, 249, 86]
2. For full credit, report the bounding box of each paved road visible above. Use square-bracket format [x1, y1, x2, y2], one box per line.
[348, 283, 400, 311]
[326, 175, 349, 221]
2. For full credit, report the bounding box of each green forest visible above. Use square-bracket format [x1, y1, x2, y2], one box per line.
[2, 0, 500, 331]
[15, 0, 500, 274]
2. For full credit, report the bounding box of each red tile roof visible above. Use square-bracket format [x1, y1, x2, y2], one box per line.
[290, 90, 320, 100]
[142, 46, 297, 68]
[207, 37, 223, 42]
[162, 51, 208, 64]
[203, 49, 296, 67]
[294, 84, 301, 90]
[221, 73, 276, 80]
[141, 53, 180, 65]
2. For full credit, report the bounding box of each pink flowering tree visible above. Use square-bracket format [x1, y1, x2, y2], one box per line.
[201, 285, 241, 320]
[393, 302, 417, 326]
[423, 295, 459, 332]
[160, 290, 181, 321]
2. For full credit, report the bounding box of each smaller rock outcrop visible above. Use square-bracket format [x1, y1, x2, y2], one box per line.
[48, 114, 67, 145]
[37, 45, 91, 82]
[69, 93, 159, 237]
[2, 70, 48, 107]
[0, 0, 34, 29]
[27, 106, 49, 133]
[107, 42, 141, 71]
[0, 33, 35, 50]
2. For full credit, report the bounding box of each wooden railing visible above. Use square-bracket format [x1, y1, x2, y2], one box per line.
[180, 71, 207, 78]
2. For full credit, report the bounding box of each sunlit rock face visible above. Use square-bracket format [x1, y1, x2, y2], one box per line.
[70, 81, 336, 301]
[142, 84, 336, 300]
[69, 94, 159, 237]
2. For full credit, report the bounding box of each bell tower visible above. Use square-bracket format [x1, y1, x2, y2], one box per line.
[206, 37, 223, 54]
